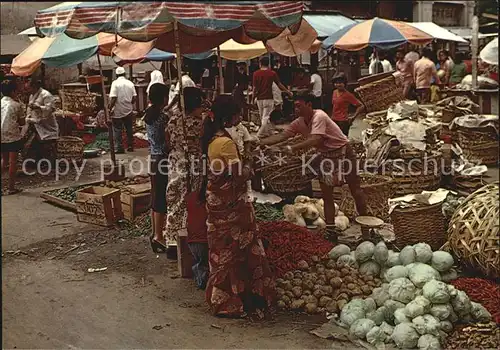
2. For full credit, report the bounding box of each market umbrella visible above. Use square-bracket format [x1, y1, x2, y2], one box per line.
[34, 1, 303, 45]
[11, 32, 156, 76]
[322, 17, 433, 51]
[480, 38, 498, 65]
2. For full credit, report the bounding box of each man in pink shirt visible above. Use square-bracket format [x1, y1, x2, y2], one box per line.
[396, 48, 414, 99]
[260, 93, 366, 243]
[414, 47, 441, 103]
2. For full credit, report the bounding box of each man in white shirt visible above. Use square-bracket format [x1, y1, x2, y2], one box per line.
[109, 67, 137, 153]
[24, 79, 59, 168]
[165, 64, 196, 114]
[309, 68, 323, 108]
[378, 51, 393, 73]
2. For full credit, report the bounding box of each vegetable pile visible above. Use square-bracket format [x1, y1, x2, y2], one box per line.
[84, 132, 149, 150]
[100, 176, 149, 194]
[445, 322, 499, 349]
[332, 241, 493, 349]
[283, 195, 349, 230]
[450, 278, 500, 324]
[254, 202, 284, 222]
[46, 184, 96, 203]
[276, 255, 382, 314]
[259, 221, 333, 278]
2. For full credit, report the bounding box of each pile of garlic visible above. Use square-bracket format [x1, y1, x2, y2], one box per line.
[282, 196, 350, 230]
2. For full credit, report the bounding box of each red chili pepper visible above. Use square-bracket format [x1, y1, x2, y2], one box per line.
[258, 221, 333, 278]
[451, 277, 500, 324]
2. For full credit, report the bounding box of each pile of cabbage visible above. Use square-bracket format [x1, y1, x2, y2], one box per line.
[283, 195, 350, 230]
[328, 241, 492, 349]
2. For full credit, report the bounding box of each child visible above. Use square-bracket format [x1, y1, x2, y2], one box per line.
[1, 79, 25, 195]
[93, 96, 108, 130]
[225, 115, 254, 202]
[186, 190, 209, 289]
[257, 109, 281, 139]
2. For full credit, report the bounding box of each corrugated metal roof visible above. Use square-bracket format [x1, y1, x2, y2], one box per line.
[1, 34, 32, 56]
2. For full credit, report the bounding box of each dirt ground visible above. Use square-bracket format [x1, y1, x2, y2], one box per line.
[2, 151, 343, 349]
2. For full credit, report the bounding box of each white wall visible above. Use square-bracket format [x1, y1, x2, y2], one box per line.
[413, 1, 474, 27]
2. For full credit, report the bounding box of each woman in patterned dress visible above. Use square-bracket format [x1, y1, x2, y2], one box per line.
[164, 87, 206, 246]
[201, 95, 275, 318]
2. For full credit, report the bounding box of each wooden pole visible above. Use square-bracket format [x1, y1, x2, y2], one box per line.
[167, 60, 172, 84]
[173, 19, 193, 278]
[217, 46, 224, 94]
[97, 54, 116, 165]
[471, 15, 479, 90]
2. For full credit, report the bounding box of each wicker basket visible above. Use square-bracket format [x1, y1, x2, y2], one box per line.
[355, 76, 404, 113]
[457, 128, 498, 166]
[56, 136, 84, 164]
[383, 151, 442, 196]
[391, 201, 446, 250]
[446, 182, 499, 278]
[257, 137, 316, 195]
[338, 173, 394, 221]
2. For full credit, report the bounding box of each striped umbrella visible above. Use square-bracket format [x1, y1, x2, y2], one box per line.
[35, 2, 304, 52]
[322, 17, 433, 51]
[11, 32, 162, 76]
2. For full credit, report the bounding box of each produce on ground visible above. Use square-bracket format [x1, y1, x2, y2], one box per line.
[45, 176, 150, 204]
[84, 131, 149, 150]
[45, 184, 95, 203]
[282, 195, 349, 230]
[258, 221, 333, 278]
[450, 277, 500, 324]
[100, 176, 149, 194]
[254, 202, 284, 222]
[445, 322, 499, 349]
[330, 240, 493, 349]
[118, 211, 151, 237]
[275, 259, 383, 314]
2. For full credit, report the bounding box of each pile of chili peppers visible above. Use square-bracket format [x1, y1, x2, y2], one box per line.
[451, 277, 500, 324]
[258, 221, 333, 278]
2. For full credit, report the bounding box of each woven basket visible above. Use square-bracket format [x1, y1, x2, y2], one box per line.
[56, 136, 84, 164]
[257, 137, 316, 195]
[383, 151, 442, 196]
[457, 128, 498, 166]
[446, 182, 499, 278]
[391, 201, 446, 250]
[338, 173, 394, 221]
[355, 76, 404, 113]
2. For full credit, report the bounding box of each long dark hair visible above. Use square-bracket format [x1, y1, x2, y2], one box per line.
[198, 95, 240, 202]
[144, 83, 168, 125]
[183, 87, 204, 114]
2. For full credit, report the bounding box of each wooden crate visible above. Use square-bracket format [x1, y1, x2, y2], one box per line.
[120, 183, 151, 220]
[76, 186, 123, 227]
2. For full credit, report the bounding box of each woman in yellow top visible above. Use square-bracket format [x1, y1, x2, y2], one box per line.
[201, 95, 275, 318]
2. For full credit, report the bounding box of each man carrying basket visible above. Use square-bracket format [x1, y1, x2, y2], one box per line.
[259, 93, 367, 243]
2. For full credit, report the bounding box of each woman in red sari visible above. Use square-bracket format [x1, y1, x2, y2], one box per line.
[201, 95, 275, 318]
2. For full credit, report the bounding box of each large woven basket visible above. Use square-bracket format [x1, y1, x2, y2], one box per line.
[355, 76, 404, 113]
[383, 151, 442, 196]
[337, 173, 394, 221]
[446, 182, 499, 278]
[457, 128, 498, 166]
[56, 136, 84, 164]
[257, 137, 316, 195]
[391, 201, 446, 250]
